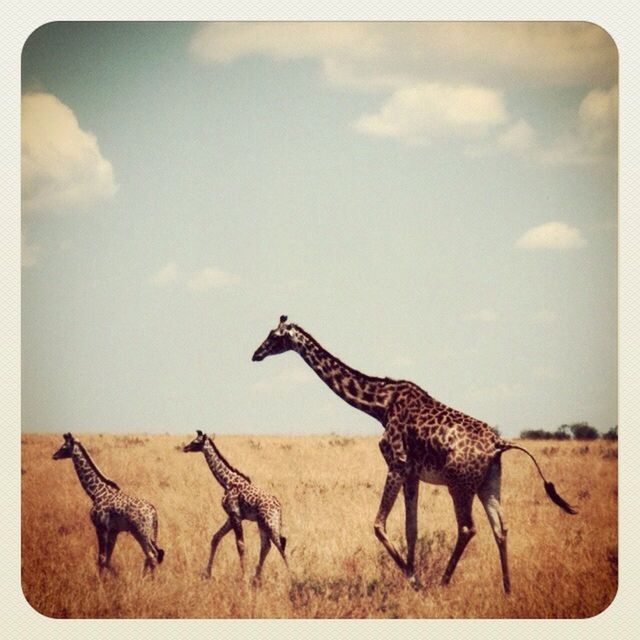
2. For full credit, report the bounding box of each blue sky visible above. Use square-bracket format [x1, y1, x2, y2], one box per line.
[21, 22, 617, 437]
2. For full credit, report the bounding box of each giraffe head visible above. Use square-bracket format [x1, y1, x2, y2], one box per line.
[252, 315, 294, 361]
[52, 432, 75, 459]
[183, 430, 208, 453]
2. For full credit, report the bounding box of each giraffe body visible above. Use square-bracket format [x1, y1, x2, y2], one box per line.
[52, 433, 164, 573]
[252, 316, 576, 592]
[183, 430, 288, 582]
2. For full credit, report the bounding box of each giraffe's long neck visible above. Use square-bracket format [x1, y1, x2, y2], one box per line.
[71, 443, 120, 501]
[202, 437, 249, 490]
[290, 326, 395, 422]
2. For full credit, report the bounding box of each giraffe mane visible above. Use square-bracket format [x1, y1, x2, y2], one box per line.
[206, 436, 251, 483]
[292, 325, 401, 385]
[76, 441, 121, 491]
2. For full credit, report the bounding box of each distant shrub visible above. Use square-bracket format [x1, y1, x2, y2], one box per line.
[520, 429, 555, 440]
[328, 436, 355, 447]
[569, 422, 600, 440]
[602, 426, 618, 441]
[116, 435, 148, 446]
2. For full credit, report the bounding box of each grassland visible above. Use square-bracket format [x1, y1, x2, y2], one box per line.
[21, 433, 617, 619]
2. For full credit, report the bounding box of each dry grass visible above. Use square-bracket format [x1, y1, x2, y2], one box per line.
[21, 433, 617, 619]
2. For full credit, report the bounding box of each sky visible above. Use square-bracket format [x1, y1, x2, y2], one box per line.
[21, 22, 618, 437]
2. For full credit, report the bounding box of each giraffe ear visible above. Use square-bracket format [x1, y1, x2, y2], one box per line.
[196, 430, 203, 437]
[63, 432, 72, 440]
[279, 315, 288, 324]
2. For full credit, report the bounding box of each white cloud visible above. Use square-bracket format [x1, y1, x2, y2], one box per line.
[151, 262, 179, 287]
[516, 221, 587, 250]
[468, 308, 500, 323]
[252, 365, 313, 393]
[186, 265, 241, 292]
[150, 262, 241, 291]
[189, 24, 616, 161]
[21, 231, 41, 267]
[464, 118, 538, 158]
[497, 119, 537, 152]
[22, 92, 117, 213]
[466, 85, 616, 165]
[354, 83, 508, 144]
[464, 118, 538, 159]
[577, 85, 618, 158]
[539, 85, 617, 165]
[190, 22, 383, 65]
[189, 22, 616, 90]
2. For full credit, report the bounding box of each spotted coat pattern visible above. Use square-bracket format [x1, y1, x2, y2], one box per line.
[52, 433, 164, 573]
[252, 316, 576, 592]
[183, 431, 288, 582]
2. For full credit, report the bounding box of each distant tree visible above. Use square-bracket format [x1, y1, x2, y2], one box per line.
[520, 429, 554, 440]
[602, 426, 618, 441]
[552, 428, 571, 440]
[568, 421, 600, 440]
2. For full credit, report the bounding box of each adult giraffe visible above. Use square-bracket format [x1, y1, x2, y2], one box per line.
[252, 316, 576, 592]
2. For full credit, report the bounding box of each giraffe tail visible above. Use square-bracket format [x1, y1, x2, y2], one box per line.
[280, 536, 287, 553]
[501, 443, 578, 515]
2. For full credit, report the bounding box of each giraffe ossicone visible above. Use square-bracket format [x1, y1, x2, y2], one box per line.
[252, 316, 576, 593]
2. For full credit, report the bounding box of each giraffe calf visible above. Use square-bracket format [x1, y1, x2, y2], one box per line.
[183, 430, 288, 584]
[53, 433, 164, 575]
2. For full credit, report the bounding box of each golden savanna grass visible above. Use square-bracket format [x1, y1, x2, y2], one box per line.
[21, 433, 617, 619]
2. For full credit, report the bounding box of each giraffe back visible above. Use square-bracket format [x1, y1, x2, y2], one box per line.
[91, 488, 158, 536]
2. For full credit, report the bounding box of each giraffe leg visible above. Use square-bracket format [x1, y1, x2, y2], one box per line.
[131, 527, 158, 575]
[263, 510, 288, 569]
[403, 474, 421, 589]
[441, 489, 475, 587]
[374, 470, 409, 575]
[105, 530, 119, 574]
[253, 525, 272, 586]
[271, 530, 289, 570]
[95, 527, 109, 571]
[478, 460, 510, 593]
[142, 546, 159, 575]
[90, 509, 107, 571]
[150, 510, 164, 563]
[230, 517, 246, 575]
[203, 518, 233, 579]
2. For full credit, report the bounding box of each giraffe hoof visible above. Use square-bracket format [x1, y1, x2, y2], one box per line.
[407, 575, 422, 591]
[200, 570, 212, 580]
